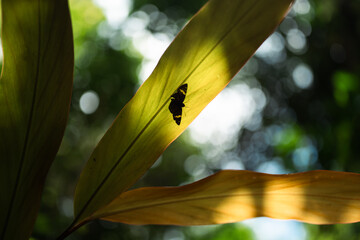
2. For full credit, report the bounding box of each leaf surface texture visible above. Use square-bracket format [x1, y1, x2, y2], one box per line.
[74, 0, 294, 225]
[0, 1, 73, 239]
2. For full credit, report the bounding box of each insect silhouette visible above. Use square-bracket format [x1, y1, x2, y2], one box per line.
[168, 84, 188, 125]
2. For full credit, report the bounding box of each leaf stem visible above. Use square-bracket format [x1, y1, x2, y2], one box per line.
[56, 220, 89, 240]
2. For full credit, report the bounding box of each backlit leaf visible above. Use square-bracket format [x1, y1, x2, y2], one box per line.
[95, 170, 360, 225]
[74, 0, 294, 226]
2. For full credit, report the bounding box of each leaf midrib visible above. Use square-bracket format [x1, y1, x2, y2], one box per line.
[97, 192, 357, 220]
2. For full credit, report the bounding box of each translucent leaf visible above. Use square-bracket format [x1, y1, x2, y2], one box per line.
[96, 170, 360, 225]
[74, 0, 293, 226]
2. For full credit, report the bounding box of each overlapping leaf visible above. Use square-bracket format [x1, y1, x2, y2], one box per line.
[94, 170, 360, 225]
[0, 0, 73, 239]
[74, 0, 294, 226]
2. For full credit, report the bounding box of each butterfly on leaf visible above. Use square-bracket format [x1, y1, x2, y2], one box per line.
[168, 84, 188, 125]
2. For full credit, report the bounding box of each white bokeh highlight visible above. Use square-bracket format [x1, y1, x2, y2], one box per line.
[286, 29, 307, 53]
[292, 63, 313, 89]
[244, 218, 307, 240]
[93, 0, 132, 28]
[256, 32, 286, 64]
[79, 90, 100, 114]
[189, 83, 266, 146]
[293, 0, 311, 15]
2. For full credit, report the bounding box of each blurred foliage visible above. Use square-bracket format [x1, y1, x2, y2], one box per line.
[235, 0, 360, 238]
[5, 0, 354, 238]
[190, 224, 254, 240]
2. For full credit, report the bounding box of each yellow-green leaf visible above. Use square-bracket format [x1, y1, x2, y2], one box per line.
[95, 170, 360, 225]
[0, 0, 74, 239]
[74, 0, 294, 225]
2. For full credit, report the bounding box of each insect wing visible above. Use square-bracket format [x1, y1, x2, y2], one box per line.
[168, 100, 178, 114]
[177, 84, 187, 102]
[172, 107, 182, 125]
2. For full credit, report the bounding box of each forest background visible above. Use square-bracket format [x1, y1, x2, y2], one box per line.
[2, 0, 357, 239]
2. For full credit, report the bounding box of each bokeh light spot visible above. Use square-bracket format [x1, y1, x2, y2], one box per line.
[292, 145, 318, 171]
[292, 64, 313, 89]
[293, 0, 311, 14]
[244, 218, 307, 240]
[184, 155, 206, 177]
[79, 90, 100, 114]
[94, 0, 132, 28]
[256, 32, 286, 64]
[189, 84, 265, 146]
[293, 0, 311, 15]
[286, 29, 307, 53]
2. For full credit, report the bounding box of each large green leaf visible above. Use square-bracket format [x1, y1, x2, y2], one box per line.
[74, 0, 293, 227]
[0, 0, 73, 239]
[95, 170, 360, 225]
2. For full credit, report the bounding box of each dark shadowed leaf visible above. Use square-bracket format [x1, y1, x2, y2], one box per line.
[0, 0, 73, 239]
